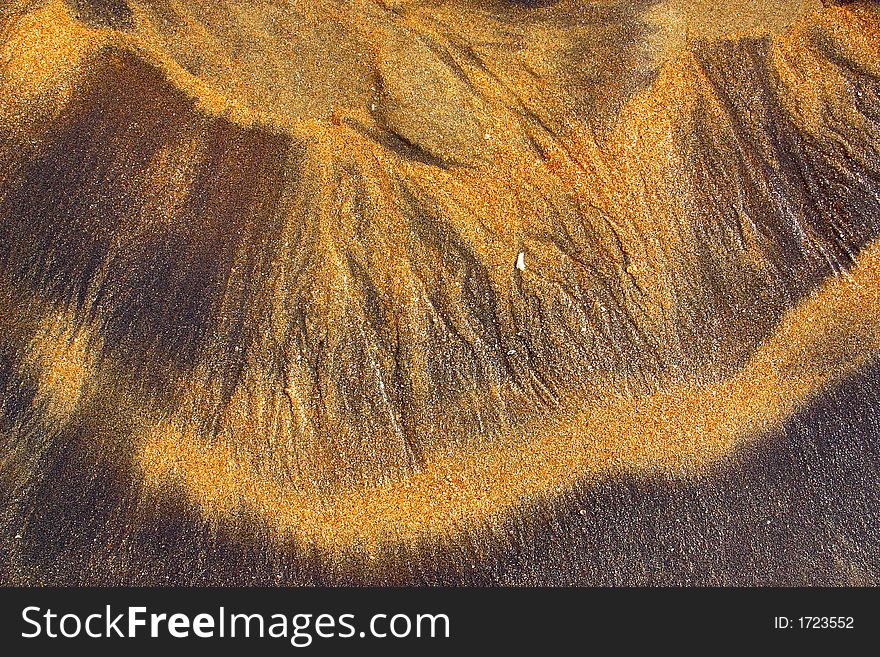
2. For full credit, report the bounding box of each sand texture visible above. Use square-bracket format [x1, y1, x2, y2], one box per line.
[1, 0, 880, 584]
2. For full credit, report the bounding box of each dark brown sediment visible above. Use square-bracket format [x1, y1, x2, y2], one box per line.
[1, 0, 880, 583]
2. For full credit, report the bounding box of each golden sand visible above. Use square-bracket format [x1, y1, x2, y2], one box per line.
[137, 234, 880, 553]
[3, 1, 879, 556]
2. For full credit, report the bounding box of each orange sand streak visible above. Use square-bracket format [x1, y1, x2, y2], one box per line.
[138, 237, 880, 553]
